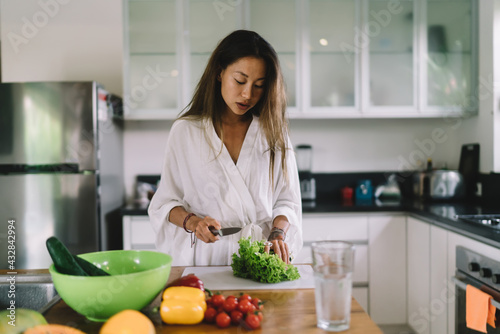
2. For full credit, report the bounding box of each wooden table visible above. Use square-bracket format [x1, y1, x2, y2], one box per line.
[9, 268, 383, 333]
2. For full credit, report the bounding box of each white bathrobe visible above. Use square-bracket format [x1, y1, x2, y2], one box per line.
[148, 115, 303, 266]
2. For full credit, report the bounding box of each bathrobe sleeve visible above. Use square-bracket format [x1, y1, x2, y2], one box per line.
[271, 136, 303, 261]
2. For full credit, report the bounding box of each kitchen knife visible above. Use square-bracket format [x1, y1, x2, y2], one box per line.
[209, 227, 242, 237]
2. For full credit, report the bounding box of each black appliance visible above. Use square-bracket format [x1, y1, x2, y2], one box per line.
[459, 143, 480, 198]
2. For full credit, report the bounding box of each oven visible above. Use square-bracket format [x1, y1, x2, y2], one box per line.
[452, 246, 500, 333]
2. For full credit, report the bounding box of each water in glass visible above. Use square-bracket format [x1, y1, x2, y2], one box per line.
[314, 266, 352, 332]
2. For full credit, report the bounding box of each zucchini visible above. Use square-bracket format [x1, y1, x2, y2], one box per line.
[73, 255, 110, 276]
[46, 237, 88, 276]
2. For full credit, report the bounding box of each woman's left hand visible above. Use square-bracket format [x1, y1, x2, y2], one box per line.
[264, 238, 290, 264]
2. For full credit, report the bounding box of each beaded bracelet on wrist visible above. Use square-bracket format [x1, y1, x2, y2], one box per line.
[183, 213, 196, 233]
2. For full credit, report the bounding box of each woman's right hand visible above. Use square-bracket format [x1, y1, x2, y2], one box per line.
[187, 216, 221, 244]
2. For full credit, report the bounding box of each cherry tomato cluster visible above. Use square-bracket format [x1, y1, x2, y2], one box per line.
[204, 293, 264, 330]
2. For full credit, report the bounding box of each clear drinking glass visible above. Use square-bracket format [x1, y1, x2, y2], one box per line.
[311, 241, 355, 332]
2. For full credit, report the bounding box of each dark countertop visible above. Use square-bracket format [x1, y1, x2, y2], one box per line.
[122, 198, 500, 249]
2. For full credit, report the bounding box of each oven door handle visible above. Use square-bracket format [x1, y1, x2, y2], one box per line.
[452, 276, 500, 310]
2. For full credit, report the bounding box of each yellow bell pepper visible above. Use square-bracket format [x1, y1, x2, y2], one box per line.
[160, 286, 207, 325]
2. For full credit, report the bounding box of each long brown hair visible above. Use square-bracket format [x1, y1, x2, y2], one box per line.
[180, 30, 289, 183]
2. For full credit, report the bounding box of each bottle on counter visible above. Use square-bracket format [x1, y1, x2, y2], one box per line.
[426, 158, 433, 171]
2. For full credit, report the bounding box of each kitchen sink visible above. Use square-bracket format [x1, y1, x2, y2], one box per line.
[0, 274, 60, 313]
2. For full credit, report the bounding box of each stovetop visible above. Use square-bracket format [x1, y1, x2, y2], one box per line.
[455, 214, 500, 229]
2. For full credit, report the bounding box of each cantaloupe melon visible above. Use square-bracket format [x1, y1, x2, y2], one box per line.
[0, 308, 47, 334]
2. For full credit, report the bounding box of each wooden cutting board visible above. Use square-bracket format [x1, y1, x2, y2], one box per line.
[182, 265, 315, 290]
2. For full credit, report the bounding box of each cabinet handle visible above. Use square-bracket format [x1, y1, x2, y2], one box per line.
[303, 240, 368, 247]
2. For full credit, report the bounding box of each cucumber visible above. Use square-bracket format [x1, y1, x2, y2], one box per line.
[46, 236, 88, 276]
[73, 255, 110, 276]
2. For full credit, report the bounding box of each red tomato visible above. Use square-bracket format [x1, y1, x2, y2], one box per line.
[245, 313, 261, 329]
[223, 297, 239, 313]
[216, 312, 231, 328]
[251, 298, 263, 310]
[239, 293, 252, 302]
[204, 307, 217, 323]
[237, 299, 253, 314]
[255, 310, 264, 322]
[211, 294, 225, 308]
[248, 303, 257, 313]
[230, 310, 244, 325]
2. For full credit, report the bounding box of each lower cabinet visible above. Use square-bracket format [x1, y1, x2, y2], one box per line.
[429, 225, 448, 334]
[122, 215, 156, 250]
[297, 212, 408, 318]
[408, 216, 500, 334]
[296, 213, 370, 312]
[368, 214, 407, 325]
[407, 217, 450, 334]
[407, 217, 430, 334]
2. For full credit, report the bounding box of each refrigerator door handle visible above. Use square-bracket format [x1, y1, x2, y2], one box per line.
[0, 163, 79, 174]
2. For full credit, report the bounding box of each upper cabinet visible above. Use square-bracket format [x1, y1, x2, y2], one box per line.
[125, 0, 179, 119]
[123, 0, 478, 120]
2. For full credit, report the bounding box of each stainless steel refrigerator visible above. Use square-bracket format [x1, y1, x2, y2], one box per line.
[0, 81, 124, 269]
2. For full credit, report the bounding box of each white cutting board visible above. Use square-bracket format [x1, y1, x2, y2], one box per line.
[182, 265, 314, 290]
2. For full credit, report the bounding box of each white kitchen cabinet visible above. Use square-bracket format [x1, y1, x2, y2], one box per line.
[406, 217, 449, 334]
[122, 215, 156, 250]
[296, 213, 369, 282]
[306, 0, 357, 112]
[368, 0, 414, 109]
[426, 0, 477, 111]
[248, 0, 298, 110]
[123, 0, 180, 119]
[122, 0, 478, 120]
[188, 0, 239, 102]
[368, 214, 407, 325]
[296, 213, 369, 312]
[407, 217, 431, 334]
[429, 225, 448, 334]
[406, 216, 500, 334]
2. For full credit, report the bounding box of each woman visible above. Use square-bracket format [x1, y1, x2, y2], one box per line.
[148, 30, 302, 266]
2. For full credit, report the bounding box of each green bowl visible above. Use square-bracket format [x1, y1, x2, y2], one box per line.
[49, 250, 172, 322]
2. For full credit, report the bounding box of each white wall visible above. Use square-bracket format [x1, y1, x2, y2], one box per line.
[0, 0, 123, 95]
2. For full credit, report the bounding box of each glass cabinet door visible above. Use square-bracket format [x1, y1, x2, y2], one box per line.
[248, 0, 297, 108]
[368, 0, 414, 107]
[189, 0, 239, 100]
[426, 0, 475, 110]
[127, 0, 178, 112]
[309, 0, 356, 108]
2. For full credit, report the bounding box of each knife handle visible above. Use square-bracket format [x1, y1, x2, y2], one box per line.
[209, 226, 222, 236]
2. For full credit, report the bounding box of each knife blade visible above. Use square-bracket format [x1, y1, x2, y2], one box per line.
[209, 227, 242, 237]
